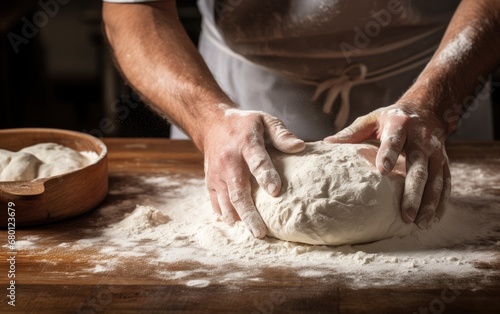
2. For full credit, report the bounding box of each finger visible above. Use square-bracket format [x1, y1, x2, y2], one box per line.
[414, 155, 444, 229]
[435, 158, 451, 221]
[208, 189, 222, 216]
[262, 114, 305, 153]
[376, 124, 406, 174]
[227, 176, 267, 238]
[401, 150, 428, 223]
[216, 188, 238, 225]
[242, 144, 281, 197]
[324, 113, 378, 143]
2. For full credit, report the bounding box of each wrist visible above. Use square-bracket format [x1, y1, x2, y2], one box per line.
[184, 100, 236, 152]
[399, 71, 464, 135]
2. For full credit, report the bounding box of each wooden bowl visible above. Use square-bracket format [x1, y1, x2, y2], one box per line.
[0, 128, 108, 227]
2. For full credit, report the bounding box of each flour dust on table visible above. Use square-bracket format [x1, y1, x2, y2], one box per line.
[0, 143, 98, 181]
[11, 159, 500, 289]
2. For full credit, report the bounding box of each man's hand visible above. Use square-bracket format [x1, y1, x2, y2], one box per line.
[203, 108, 305, 238]
[325, 104, 451, 229]
[323, 0, 500, 229]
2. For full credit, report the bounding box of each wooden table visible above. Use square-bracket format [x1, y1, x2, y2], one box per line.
[1, 139, 499, 313]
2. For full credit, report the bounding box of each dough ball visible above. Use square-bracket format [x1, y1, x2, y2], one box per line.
[0, 150, 42, 181]
[0, 143, 97, 182]
[20, 143, 91, 178]
[253, 142, 416, 245]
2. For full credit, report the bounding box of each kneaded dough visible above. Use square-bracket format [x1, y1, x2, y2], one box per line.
[0, 143, 98, 182]
[253, 142, 416, 245]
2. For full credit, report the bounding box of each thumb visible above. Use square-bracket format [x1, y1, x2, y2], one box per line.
[324, 113, 378, 143]
[261, 114, 305, 153]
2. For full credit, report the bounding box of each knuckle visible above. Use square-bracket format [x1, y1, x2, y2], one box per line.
[229, 188, 246, 206]
[254, 168, 278, 187]
[242, 130, 263, 149]
[266, 117, 293, 140]
[407, 149, 427, 162]
[218, 149, 235, 164]
[432, 177, 444, 191]
[412, 167, 428, 181]
[400, 115, 413, 125]
[248, 156, 267, 173]
[266, 116, 284, 129]
[274, 126, 291, 140]
[386, 134, 403, 148]
[205, 178, 215, 189]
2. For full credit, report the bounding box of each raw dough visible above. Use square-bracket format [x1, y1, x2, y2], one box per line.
[0, 143, 98, 182]
[253, 142, 416, 245]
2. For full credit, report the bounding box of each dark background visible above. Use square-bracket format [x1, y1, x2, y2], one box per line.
[1, 0, 500, 139]
[0, 0, 201, 138]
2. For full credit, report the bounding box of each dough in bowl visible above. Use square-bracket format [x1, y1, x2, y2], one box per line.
[0, 143, 98, 182]
[253, 142, 416, 245]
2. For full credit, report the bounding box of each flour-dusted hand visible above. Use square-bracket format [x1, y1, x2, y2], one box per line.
[324, 104, 451, 229]
[203, 107, 305, 238]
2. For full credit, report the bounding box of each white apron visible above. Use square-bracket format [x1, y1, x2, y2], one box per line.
[171, 0, 493, 141]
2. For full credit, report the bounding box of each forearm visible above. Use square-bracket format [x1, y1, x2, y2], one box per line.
[102, 1, 233, 149]
[401, 0, 500, 134]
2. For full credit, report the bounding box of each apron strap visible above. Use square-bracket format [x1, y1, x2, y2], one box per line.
[308, 45, 437, 130]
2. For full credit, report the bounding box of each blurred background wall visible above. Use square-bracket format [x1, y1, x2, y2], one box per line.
[1, 0, 500, 139]
[0, 0, 200, 138]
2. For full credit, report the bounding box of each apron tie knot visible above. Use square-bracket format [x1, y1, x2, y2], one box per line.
[312, 63, 368, 131]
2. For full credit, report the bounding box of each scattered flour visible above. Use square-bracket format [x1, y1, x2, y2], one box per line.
[10, 162, 500, 288]
[437, 26, 474, 66]
[91, 264, 114, 273]
[186, 279, 211, 288]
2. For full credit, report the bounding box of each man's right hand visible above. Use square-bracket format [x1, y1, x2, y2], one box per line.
[203, 107, 305, 238]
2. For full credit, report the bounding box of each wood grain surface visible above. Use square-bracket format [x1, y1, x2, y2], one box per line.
[1, 138, 499, 313]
